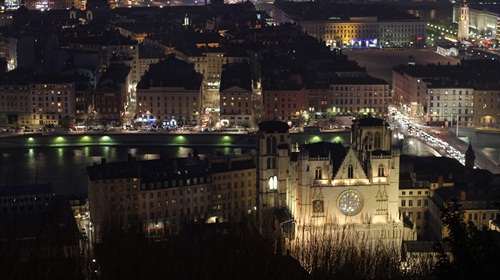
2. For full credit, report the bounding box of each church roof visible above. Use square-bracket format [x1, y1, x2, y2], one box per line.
[136, 54, 202, 90]
[301, 141, 347, 176]
[258, 121, 290, 133]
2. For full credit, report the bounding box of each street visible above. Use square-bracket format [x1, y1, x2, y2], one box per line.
[390, 106, 499, 174]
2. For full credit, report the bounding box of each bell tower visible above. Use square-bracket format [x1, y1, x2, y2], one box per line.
[458, 0, 470, 41]
[257, 121, 291, 230]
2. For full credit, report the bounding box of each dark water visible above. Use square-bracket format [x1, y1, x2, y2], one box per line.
[0, 145, 252, 195]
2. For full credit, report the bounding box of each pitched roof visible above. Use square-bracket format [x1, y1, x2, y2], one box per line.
[258, 121, 290, 133]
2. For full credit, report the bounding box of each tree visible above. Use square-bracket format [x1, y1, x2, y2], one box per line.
[61, 115, 75, 129]
[434, 199, 500, 280]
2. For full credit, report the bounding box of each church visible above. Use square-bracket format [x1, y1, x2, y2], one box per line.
[257, 118, 416, 249]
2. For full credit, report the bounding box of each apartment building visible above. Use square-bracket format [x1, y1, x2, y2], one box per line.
[87, 154, 257, 241]
[29, 76, 76, 127]
[329, 75, 389, 118]
[473, 87, 500, 128]
[262, 87, 305, 123]
[135, 55, 203, 127]
[0, 82, 30, 126]
[427, 85, 475, 127]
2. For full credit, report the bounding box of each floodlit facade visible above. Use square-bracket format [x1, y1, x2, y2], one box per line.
[257, 119, 416, 248]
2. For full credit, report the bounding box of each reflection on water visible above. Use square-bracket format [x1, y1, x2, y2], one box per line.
[0, 145, 253, 195]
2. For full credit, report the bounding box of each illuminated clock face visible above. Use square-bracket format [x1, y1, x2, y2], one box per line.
[338, 190, 363, 216]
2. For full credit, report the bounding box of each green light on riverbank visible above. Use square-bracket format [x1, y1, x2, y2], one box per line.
[100, 136, 111, 142]
[81, 136, 91, 143]
[310, 136, 322, 143]
[174, 135, 186, 144]
[55, 136, 65, 144]
[28, 137, 34, 141]
[332, 136, 343, 144]
[222, 135, 232, 143]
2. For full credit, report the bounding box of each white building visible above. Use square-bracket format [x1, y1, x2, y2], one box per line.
[258, 119, 416, 250]
[426, 85, 475, 127]
[273, 2, 426, 48]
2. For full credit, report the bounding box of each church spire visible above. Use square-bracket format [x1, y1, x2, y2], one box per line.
[465, 142, 475, 169]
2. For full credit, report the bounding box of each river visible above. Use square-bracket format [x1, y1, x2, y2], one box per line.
[0, 145, 253, 195]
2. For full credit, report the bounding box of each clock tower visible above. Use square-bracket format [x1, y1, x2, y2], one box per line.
[458, 0, 470, 41]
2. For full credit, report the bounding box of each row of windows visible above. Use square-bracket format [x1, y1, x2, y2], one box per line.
[431, 95, 471, 101]
[430, 109, 473, 115]
[0, 95, 29, 100]
[139, 201, 255, 221]
[0, 196, 50, 203]
[138, 102, 197, 108]
[401, 199, 429, 207]
[401, 190, 429, 195]
[430, 103, 473, 108]
[138, 96, 197, 101]
[334, 98, 385, 105]
[468, 212, 497, 221]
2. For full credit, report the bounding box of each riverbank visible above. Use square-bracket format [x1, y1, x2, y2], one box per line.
[0, 131, 352, 150]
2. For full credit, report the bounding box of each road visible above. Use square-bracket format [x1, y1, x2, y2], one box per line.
[436, 129, 499, 173]
[390, 106, 499, 174]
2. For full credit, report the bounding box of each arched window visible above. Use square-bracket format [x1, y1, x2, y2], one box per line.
[268, 176, 277, 190]
[271, 136, 277, 154]
[374, 132, 381, 150]
[347, 164, 354, 179]
[272, 158, 277, 169]
[366, 132, 373, 150]
[267, 158, 271, 169]
[266, 136, 272, 155]
[378, 164, 385, 177]
[315, 166, 322, 179]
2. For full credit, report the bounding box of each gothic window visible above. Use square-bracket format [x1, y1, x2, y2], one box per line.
[267, 158, 271, 169]
[266, 136, 277, 155]
[268, 176, 277, 190]
[315, 167, 322, 179]
[273, 158, 277, 169]
[313, 200, 324, 213]
[374, 132, 381, 149]
[347, 164, 354, 179]
[378, 164, 385, 177]
[367, 132, 373, 150]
